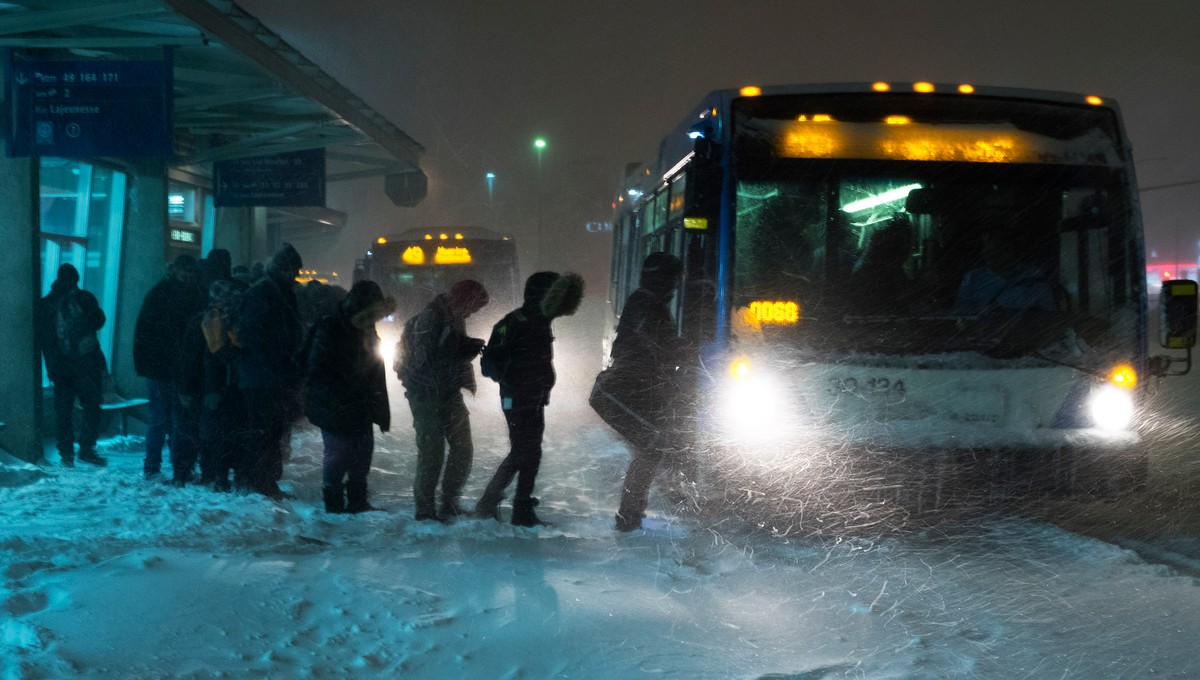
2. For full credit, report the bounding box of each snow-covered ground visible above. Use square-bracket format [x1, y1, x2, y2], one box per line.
[4, 327, 1200, 678]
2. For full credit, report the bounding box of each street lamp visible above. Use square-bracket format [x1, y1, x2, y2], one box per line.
[485, 171, 495, 201]
[533, 136, 548, 266]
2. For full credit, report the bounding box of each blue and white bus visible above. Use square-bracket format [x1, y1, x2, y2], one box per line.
[603, 82, 1196, 504]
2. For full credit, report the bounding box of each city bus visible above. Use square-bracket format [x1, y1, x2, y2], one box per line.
[355, 226, 520, 321]
[602, 82, 1196, 507]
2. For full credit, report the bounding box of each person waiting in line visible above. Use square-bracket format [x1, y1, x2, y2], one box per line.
[134, 254, 206, 480]
[596, 252, 688, 532]
[305, 280, 394, 514]
[475, 271, 584, 527]
[395, 279, 489, 522]
[35, 264, 108, 467]
[174, 278, 247, 488]
[234, 243, 305, 499]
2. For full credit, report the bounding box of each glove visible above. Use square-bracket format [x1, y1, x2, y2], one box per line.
[464, 337, 485, 357]
[204, 393, 221, 410]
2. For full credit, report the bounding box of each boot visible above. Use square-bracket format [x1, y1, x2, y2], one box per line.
[440, 497, 469, 519]
[77, 450, 107, 467]
[473, 494, 503, 521]
[614, 510, 644, 532]
[345, 480, 378, 514]
[511, 498, 548, 527]
[322, 484, 345, 514]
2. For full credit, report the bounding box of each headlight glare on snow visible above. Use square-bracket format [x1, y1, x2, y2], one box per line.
[1088, 384, 1134, 431]
[718, 362, 790, 442]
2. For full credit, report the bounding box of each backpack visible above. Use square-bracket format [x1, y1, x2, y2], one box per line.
[480, 311, 524, 384]
[55, 289, 100, 358]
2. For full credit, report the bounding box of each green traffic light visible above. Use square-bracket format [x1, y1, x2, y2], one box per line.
[533, 137, 547, 150]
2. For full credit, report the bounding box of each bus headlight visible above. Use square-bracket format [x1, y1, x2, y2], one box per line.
[717, 359, 790, 441]
[1088, 384, 1134, 431]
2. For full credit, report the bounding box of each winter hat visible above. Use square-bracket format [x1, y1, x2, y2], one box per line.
[268, 242, 303, 275]
[56, 263, 80, 287]
[343, 280, 385, 315]
[641, 252, 683, 279]
[448, 279, 489, 314]
[523, 271, 561, 306]
[541, 272, 584, 319]
[640, 252, 682, 295]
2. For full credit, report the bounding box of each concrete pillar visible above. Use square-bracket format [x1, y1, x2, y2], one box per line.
[112, 158, 168, 399]
[0, 155, 39, 461]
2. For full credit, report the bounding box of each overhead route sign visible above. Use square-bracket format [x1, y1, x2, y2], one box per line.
[4, 52, 173, 157]
[213, 148, 326, 207]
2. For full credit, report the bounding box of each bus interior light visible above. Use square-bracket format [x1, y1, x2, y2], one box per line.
[842, 183, 923, 213]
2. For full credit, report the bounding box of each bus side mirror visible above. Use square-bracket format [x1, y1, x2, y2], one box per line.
[1150, 279, 1196, 376]
[1159, 279, 1197, 349]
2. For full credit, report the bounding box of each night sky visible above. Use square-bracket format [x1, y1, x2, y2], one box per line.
[240, 0, 1200, 280]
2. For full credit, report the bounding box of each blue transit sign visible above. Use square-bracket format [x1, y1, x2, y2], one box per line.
[4, 53, 173, 158]
[213, 148, 326, 207]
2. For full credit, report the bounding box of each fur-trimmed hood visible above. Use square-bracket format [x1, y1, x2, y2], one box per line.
[540, 272, 584, 319]
[351, 296, 396, 329]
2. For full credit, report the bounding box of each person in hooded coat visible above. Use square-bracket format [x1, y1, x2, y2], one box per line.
[396, 279, 489, 521]
[607, 252, 687, 532]
[35, 263, 108, 467]
[235, 243, 304, 498]
[475, 271, 583, 526]
[175, 278, 247, 488]
[134, 254, 205, 480]
[305, 280, 394, 513]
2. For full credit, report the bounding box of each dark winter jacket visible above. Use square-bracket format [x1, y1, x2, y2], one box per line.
[485, 300, 556, 407]
[134, 277, 205, 382]
[304, 310, 390, 434]
[37, 281, 106, 381]
[235, 274, 304, 391]
[396, 294, 483, 400]
[608, 286, 681, 413]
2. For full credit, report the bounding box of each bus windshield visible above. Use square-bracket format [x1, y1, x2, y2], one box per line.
[730, 96, 1140, 361]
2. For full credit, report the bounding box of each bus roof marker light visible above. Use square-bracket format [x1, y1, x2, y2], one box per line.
[454, 233, 463, 240]
[872, 82, 890, 92]
[958, 84, 975, 94]
[1086, 95, 1103, 106]
[439, 233, 448, 240]
[739, 85, 762, 97]
[914, 82, 935, 93]
[376, 237, 387, 245]
[424, 234, 432, 240]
